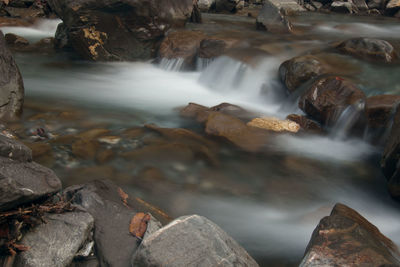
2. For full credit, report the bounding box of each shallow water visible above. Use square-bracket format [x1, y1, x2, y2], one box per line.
[2, 13, 400, 266]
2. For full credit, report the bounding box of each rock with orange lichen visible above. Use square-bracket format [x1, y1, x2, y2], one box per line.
[300, 203, 400, 267]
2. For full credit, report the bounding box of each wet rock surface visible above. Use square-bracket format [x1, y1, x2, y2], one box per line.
[336, 38, 397, 63]
[14, 212, 94, 267]
[47, 0, 199, 61]
[0, 30, 24, 121]
[63, 179, 171, 267]
[299, 76, 366, 126]
[300, 203, 400, 267]
[132, 215, 259, 267]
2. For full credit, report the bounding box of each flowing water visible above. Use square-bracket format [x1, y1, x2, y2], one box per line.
[2, 13, 400, 266]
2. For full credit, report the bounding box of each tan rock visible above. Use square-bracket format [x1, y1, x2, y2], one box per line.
[247, 117, 300, 133]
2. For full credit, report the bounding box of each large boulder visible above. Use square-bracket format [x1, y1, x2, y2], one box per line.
[279, 55, 328, 94]
[256, 0, 305, 33]
[299, 76, 366, 126]
[132, 215, 259, 267]
[336, 38, 397, 63]
[47, 0, 200, 61]
[198, 0, 215, 11]
[365, 94, 400, 130]
[300, 203, 400, 266]
[0, 31, 24, 121]
[14, 212, 94, 267]
[63, 180, 171, 267]
[381, 105, 400, 199]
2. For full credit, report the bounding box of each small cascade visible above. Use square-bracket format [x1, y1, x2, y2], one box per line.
[196, 57, 214, 71]
[330, 100, 366, 140]
[159, 58, 185, 72]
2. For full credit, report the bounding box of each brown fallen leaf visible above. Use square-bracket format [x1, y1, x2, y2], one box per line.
[118, 187, 129, 208]
[129, 212, 151, 239]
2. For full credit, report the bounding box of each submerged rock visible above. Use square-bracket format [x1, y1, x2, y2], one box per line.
[336, 38, 397, 63]
[300, 203, 400, 266]
[256, 0, 305, 33]
[47, 0, 199, 61]
[0, 30, 24, 120]
[132, 215, 259, 267]
[14, 212, 94, 267]
[63, 180, 171, 267]
[4, 33, 29, 47]
[299, 76, 366, 126]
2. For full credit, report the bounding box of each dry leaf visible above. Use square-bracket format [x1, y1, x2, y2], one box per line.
[129, 212, 150, 239]
[117, 187, 129, 208]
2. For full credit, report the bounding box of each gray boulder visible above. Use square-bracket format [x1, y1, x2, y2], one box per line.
[14, 212, 94, 267]
[198, 0, 215, 11]
[0, 157, 62, 211]
[132, 215, 259, 267]
[256, 0, 305, 33]
[0, 134, 32, 162]
[0, 30, 24, 120]
[63, 179, 171, 267]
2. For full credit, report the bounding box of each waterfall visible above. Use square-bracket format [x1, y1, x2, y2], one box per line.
[159, 58, 186, 72]
[330, 99, 366, 140]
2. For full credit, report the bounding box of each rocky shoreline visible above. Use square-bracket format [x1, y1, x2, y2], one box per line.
[1, 0, 400, 266]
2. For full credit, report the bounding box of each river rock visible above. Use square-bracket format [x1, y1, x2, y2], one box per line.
[132, 215, 259, 267]
[299, 76, 366, 126]
[63, 180, 171, 267]
[47, 0, 199, 61]
[159, 30, 206, 70]
[205, 111, 270, 152]
[368, 0, 384, 9]
[0, 31, 24, 121]
[14, 212, 94, 267]
[215, 0, 241, 12]
[381, 105, 400, 199]
[0, 134, 32, 162]
[365, 94, 400, 129]
[279, 55, 328, 94]
[4, 33, 29, 47]
[0, 157, 61, 211]
[286, 114, 324, 134]
[330, 1, 356, 13]
[256, 0, 306, 33]
[198, 38, 237, 59]
[247, 117, 300, 133]
[386, 0, 400, 14]
[336, 38, 397, 63]
[300, 203, 400, 266]
[4, 6, 45, 18]
[180, 102, 211, 123]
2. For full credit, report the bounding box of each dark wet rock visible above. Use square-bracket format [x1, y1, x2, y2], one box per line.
[0, 31, 24, 121]
[256, 0, 305, 33]
[0, 134, 32, 161]
[63, 180, 171, 267]
[158, 30, 206, 70]
[4, 6, 45, 18]
[381, 105, 400, 199]
[180, 102, 211, 123]
[336, 38, 397, 63]
[365, 95, 400, 129]
[0, 157, 61, 211]
[198, 38, 237, 59]
[353, 0, 369, 12]
[279, 55, 328, 94]
[4, 33, 29, 47]
[210, 102, 255, 121]
[386, 0, 400, 15]
[286, 114, 324, 134]
[215, 0, 241, 12]
[330, 1, 356, 13]
[300, 203, 400, 266]
[14, 212, 94, 267]
[299, 76, 366, 126]
[0, 17, 32, 27]
[368, 0, 385, 9]
[205, 112, 269, 152]
[47, 0, 199, 61]
[132, 215, 259, 267]
[54, 22, 73, 50]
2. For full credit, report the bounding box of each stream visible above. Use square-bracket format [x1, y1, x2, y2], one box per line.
[2, 11, 400, 266]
